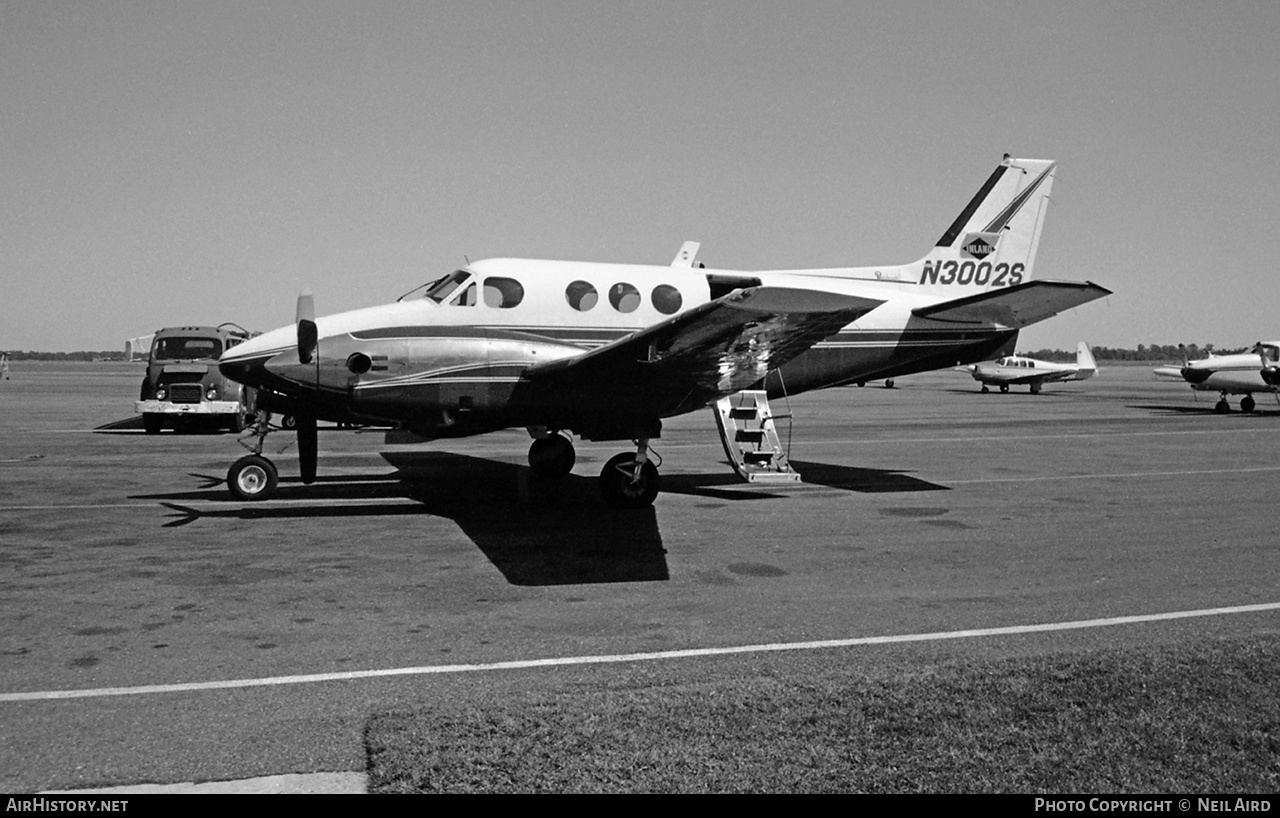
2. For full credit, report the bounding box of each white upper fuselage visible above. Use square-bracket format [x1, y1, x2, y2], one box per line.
[1154, 346, 1280, 395]
[223, 257, 965, 368]
[967, 355, 1091, 385]
[961, 341, 1097, 387]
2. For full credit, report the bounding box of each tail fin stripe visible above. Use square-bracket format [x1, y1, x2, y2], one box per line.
[936, 165, 1010, 248]
[981, 164, 1056, 235]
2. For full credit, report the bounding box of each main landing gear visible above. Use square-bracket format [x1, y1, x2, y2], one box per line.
[527, 431, 576, 478]
[526, 428, 661, 508]
[598, 440, 660, 510]
[225, 420, 665, 508]
[1215, 394, 1257, 414]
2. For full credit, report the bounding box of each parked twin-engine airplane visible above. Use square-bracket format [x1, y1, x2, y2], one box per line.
[218, 155, 1110, 507]
[1154, 345, 1279, 413]
[956, 341, 1098, 393]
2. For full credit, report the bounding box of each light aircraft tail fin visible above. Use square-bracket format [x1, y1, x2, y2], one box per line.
[915, 155, 1057, 293]
[1075, 341, 1098, 377]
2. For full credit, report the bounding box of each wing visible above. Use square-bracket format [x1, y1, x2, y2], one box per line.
[519, 287, 883, 420]
[993, 370, 1075, 386]
[913, 280, 1111, 327]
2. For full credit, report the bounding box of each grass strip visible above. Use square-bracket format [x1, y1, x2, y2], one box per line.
[365, 635, 1280, 793]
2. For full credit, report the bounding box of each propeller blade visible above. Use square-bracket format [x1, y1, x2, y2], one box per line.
[297, 292, 317, 365]
[296, 407, 318, 484]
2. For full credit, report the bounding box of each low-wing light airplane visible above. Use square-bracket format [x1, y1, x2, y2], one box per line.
[1260, 342, 1280, 391]
[219, 154, 1110, 507]
[956, 341, 1098, 393]
[1153, 345, 1278, 413]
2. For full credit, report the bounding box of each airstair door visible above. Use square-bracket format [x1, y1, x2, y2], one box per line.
[712, 390, 801, 482]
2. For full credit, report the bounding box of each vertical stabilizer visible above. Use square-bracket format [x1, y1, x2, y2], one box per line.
[1076, 341, 1098, 377]
[917, 155, 1057, 293]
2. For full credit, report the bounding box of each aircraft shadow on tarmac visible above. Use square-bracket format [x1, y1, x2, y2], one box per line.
[138, 452, 667, 585]
[788, 461, 948, 493]
[135, 452, 946, 584]
[1128, 403, 1280, 416]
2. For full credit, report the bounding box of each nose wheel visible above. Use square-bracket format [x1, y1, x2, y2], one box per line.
[228, 454, 278, 501]
[226, 411, 281, 501]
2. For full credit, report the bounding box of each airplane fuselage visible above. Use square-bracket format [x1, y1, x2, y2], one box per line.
[1155, 353, 1276, 396]
[223, 258, 1019, 440]
[214, 155, 1111, 506]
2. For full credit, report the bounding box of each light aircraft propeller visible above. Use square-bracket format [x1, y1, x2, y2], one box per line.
[294, 292, 319, 485]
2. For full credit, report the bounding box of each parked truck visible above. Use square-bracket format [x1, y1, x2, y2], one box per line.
[135, 323, 258, 434]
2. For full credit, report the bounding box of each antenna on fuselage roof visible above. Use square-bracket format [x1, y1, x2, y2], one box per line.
[464, 255, 470, 265]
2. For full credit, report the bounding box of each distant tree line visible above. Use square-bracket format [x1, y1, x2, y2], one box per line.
[3, 351, 127, 361]
[1019, 344, 1250, 363]
[0, 345, 1255, 364]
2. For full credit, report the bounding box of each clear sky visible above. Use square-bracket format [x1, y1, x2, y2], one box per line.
[4, 1, 1278, 352]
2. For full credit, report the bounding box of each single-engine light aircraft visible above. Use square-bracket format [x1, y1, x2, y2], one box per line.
[1154, 345, 1279, 413]
[219, 155, 1110, 507]
[1259, 342, 1280, 391]
[957, 341, 1098, 393]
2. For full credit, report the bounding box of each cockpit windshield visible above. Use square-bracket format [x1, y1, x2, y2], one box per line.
[423, 270, 472, 304]
[154, 337, 222, 360]
[397, 270, 474, 303]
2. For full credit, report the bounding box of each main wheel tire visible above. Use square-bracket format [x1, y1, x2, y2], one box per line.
[143, 413, 164, 434]
[227, 455, 278, 501]
[1241, 395, 1256, 413]
[599, 453, 660, 509]
[280, 414, 298, 430]
[1215, 400, 1230, 414]
[528, 435, 576, 478]
[1000, 384, 1009, 394]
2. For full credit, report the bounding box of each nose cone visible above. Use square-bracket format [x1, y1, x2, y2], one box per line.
[219, 325, 295, 387]
[1180, 365, 1213, 385]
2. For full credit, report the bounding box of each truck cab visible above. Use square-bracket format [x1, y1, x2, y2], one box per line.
[135, 323, 258, 433]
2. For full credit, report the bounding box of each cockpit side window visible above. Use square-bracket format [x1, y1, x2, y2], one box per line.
[483, 277, 524, 309]
[449, 283, 477, 307]
[424, 270, 472, 304]
[1266, 345, 1280, 363]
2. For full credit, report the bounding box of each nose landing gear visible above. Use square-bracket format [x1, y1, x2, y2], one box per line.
[227, 412, 283, 501]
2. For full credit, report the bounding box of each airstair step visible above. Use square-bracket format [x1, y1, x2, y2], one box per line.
[713, 390, 801, 483]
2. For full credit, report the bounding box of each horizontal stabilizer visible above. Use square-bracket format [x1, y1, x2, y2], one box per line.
[913, 280, 1111, 328]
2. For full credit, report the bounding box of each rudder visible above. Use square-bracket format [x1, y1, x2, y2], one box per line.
[917, 155, 1057, 292]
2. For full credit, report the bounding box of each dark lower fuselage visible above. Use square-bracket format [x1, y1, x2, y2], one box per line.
[223, 324, 1017, 442]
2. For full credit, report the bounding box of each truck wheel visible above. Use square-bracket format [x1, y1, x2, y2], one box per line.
[227, 455, 278, 501]
[143, 414, 164, 434]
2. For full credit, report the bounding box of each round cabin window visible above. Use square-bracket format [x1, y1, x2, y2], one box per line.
[566, 280, 598, 311]
[651, 284, 683, 315]
[609, 282, 641, 313]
